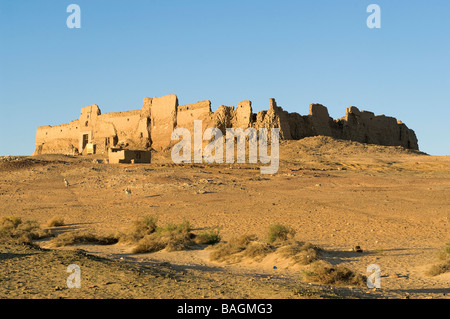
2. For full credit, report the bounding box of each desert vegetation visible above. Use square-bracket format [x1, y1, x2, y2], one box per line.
[118, 216, 221, 254]
[119, 215, 158, 243]
[426, 243, 450, 276]
[130, 220, 194, 254]
[209, 224, 321, 265]
[267, 223, 296, 243]
[209, 235, 270, 263]
[0, 216, 52, 245]
[194, 228, 222, 245]
[49, 231, 118, 247]
[5, 214, 220, 254]
[301, 260, 367, 286]
[209, 223, 367, 286]
[46, 216, 65, 227]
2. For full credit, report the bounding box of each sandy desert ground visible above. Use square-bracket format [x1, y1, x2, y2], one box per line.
[0, 136, 449, 299]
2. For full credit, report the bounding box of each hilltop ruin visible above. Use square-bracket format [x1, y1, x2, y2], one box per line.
[33, 94, 419, 156]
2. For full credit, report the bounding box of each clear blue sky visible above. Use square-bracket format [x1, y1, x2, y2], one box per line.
[1, 0, 449, 156]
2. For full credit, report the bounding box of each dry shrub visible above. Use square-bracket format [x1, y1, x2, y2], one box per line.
[209, 235, 258, 262]
[427, 243, 450, 276]
[437, 242, 450, 260]
[242, 241, 273, 261]
[267, 223, 296, 244]
[50, 231, 118, 247]
[278, 241, 321, 265]
[195, 228, 221, 245]
[131, 220, 194, 254]
[2, 216, 22, 228]
[0, 216, 52, 244]
[303, 260, 366, 286]
[121, 218, 219, 254]
[47, 216, 65, 227]
[164, 232, 194, 252]
[119, 215, 158, 243]
[132, 231, 194, 254]
[209, 233, 319, 265]
[131, 235, 167, 254]
[426, 260, 450, 276]
[155, 220, 191, 235]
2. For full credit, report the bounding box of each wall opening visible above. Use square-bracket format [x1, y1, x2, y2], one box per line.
[82, 134, 89, 151]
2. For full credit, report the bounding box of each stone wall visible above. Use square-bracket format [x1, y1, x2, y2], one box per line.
[149, 94, 178, 151]
[33, 94, 419, 156]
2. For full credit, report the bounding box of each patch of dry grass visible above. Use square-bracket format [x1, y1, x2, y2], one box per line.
[125, 218, 219, 254]
[277, 241, 321, 265]
[437, 242, 450, 260]
[426, 261, 450, 277]
[302, 260, 366, 286]
[119, 215, 158, 243]
[242, 241, 273, 261]
[194, 228, 221, 245]
[209, 224, 322, 264]
[209, 233, 319, 265]
[46, 216, 65, 227]
[0, 216, 52, 244]
[267, 223, 296, 244]
[155, 220, 191, 235]
[209, 235, 259, 262]
[427, 243, 450, 276]
[132, 230, 194, 254]
[49, 231, 118, 247]
[43, 216, 219, 254]
[131, 221, 195, 254]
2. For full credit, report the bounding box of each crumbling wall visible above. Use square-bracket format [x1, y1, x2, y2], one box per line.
[177, 100, 212, 130]
[34, 121, 81, 155]
[33, 94, 419, 156]
[252, 99, 293, 140]
[95, 110, 142, 150]
[235, 100, 252, 128]
[247, 99, 418, 150]
[332, 106, 418, 149]
[149, 94, 178, 151]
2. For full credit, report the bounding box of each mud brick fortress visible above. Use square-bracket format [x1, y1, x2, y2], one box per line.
[33, 94, 418, 156]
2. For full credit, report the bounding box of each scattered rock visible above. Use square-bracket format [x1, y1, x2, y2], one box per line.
[352, 246, 363, 253]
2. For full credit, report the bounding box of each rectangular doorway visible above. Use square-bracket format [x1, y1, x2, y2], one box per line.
[82, 134, 89, 151]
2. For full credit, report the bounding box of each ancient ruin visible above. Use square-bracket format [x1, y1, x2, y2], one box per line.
[33, 94, 419, 156]
[108, 148, 151, 164]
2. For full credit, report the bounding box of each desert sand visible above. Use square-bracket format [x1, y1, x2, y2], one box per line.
[0, 136, 449, 299]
